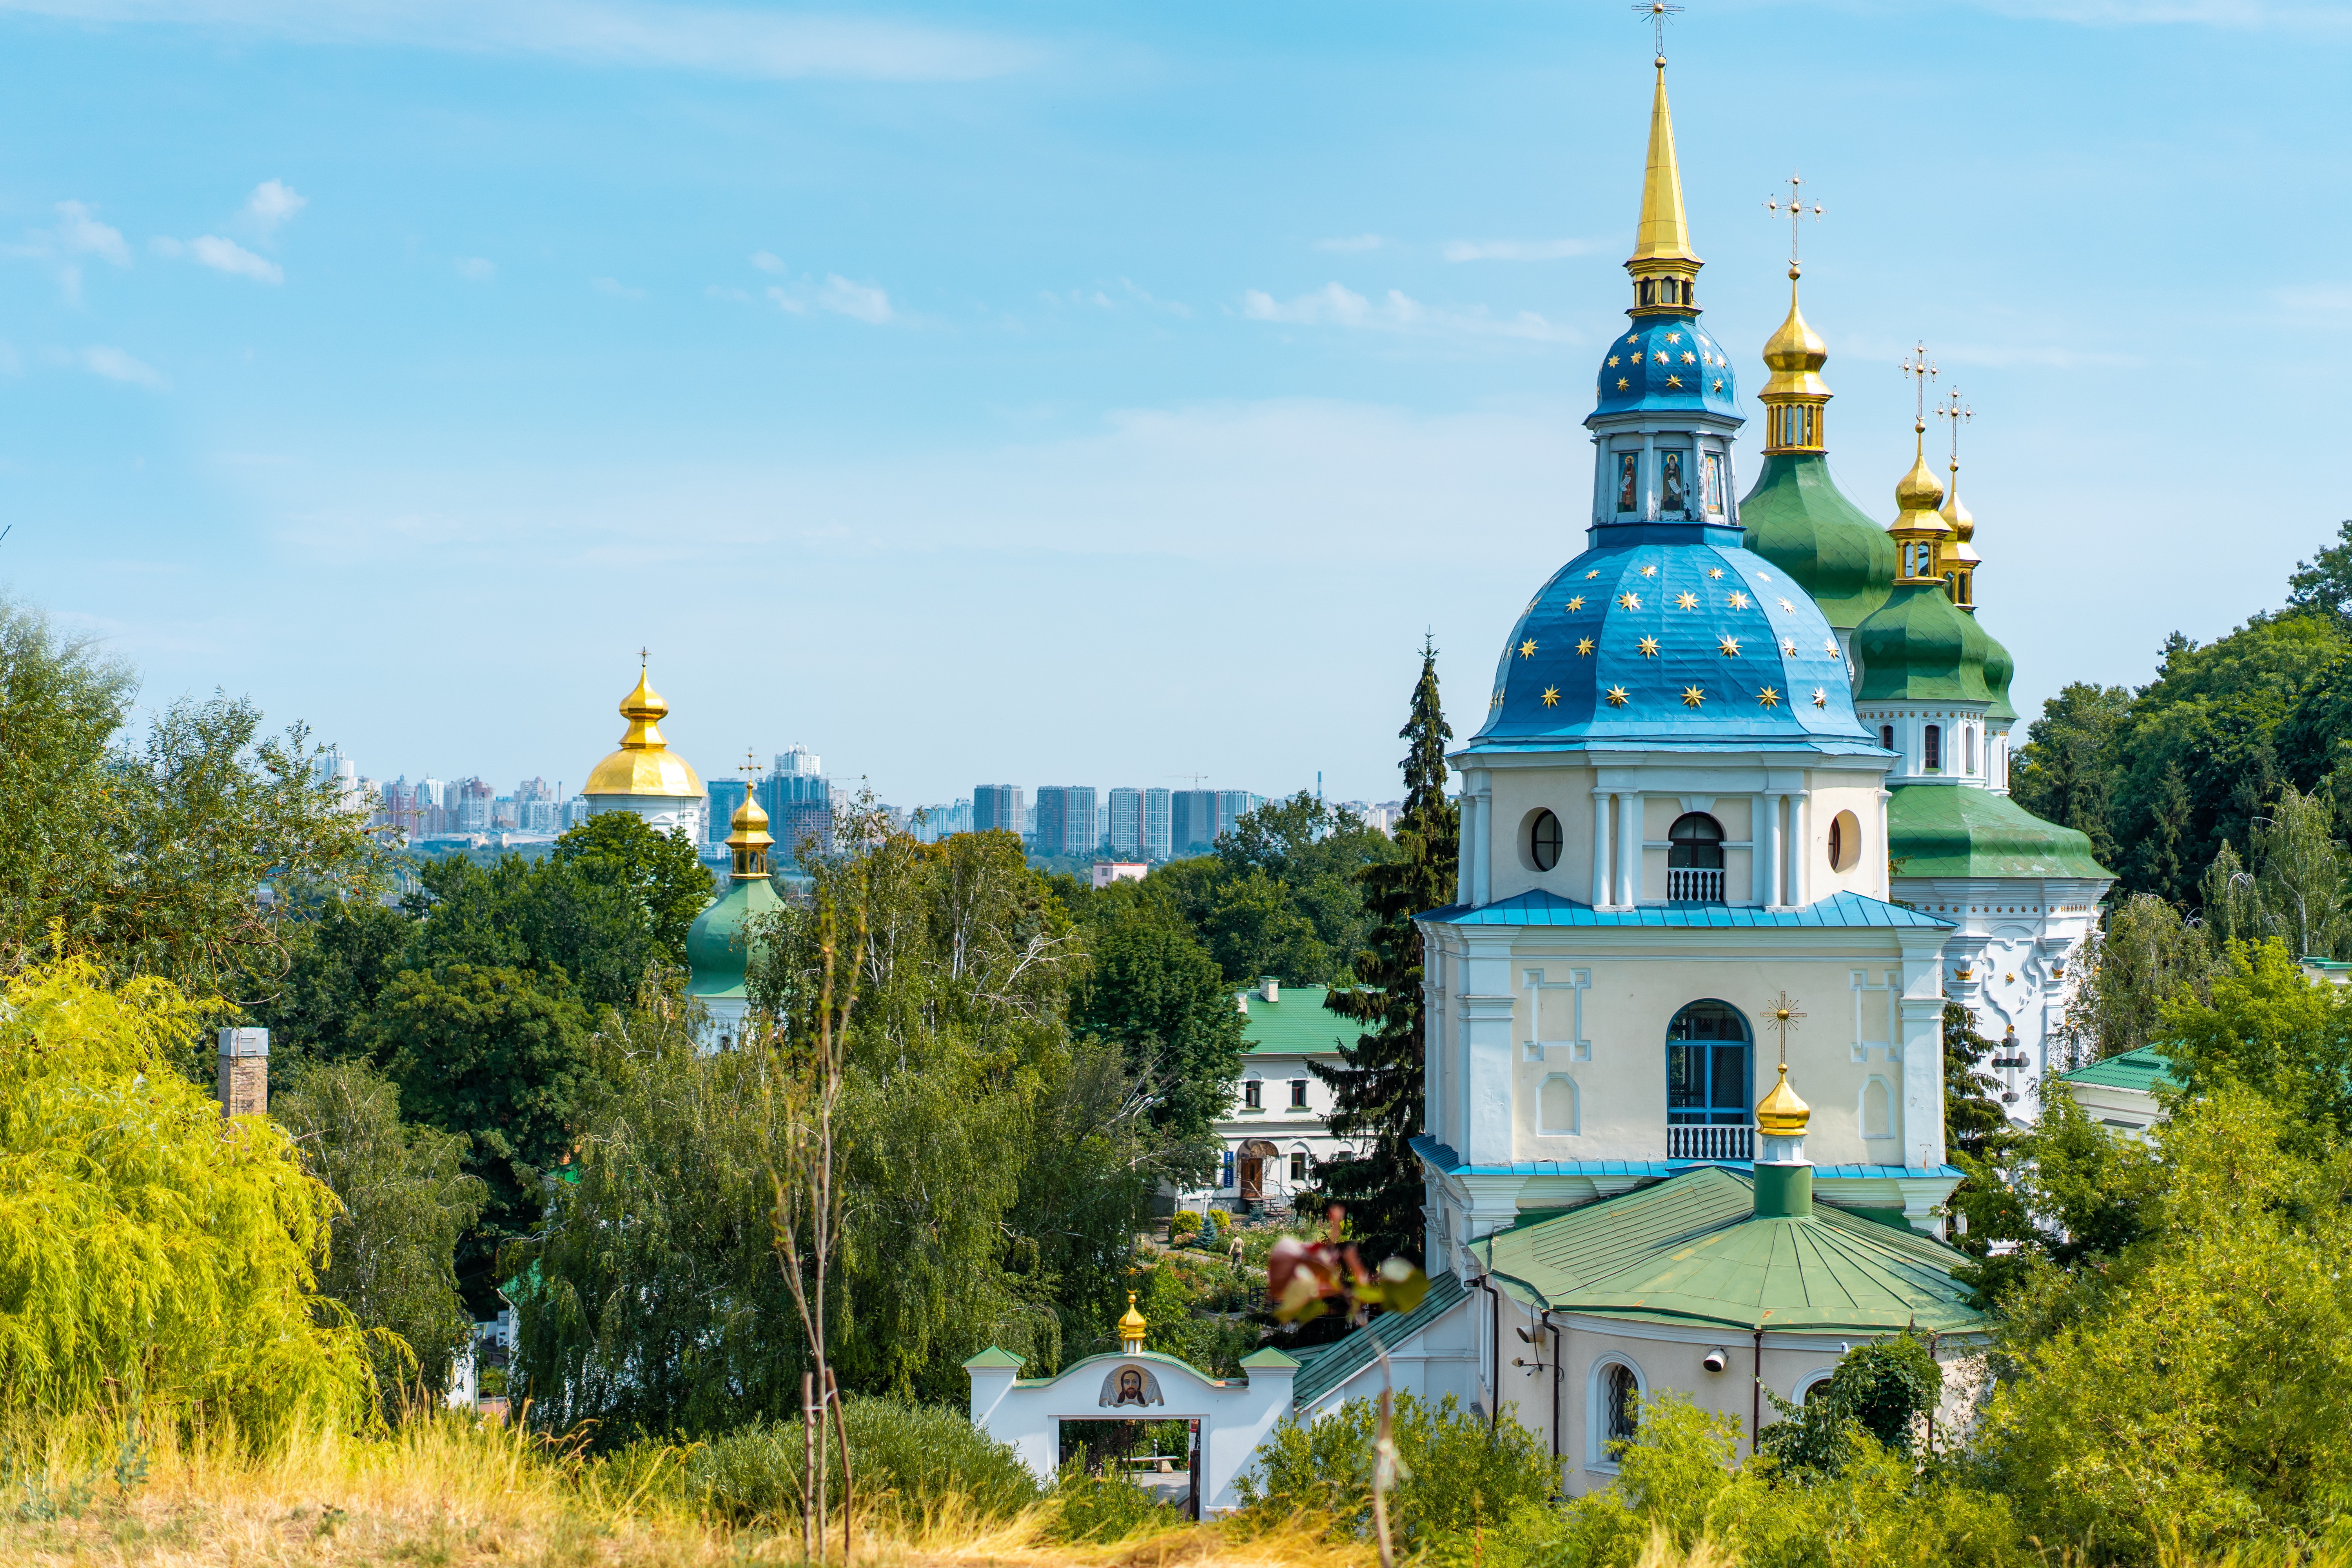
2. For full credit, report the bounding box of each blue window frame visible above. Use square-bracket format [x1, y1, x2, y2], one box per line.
[1220, 1148, 1236, 1189]
[1666, 1000, 1753, 1127]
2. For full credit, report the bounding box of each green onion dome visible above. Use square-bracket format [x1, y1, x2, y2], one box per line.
[1851, 583, 1992, 704]
[1739, 454, 1896, 633]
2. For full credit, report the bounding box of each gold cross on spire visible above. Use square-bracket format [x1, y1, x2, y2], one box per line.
[638, 645, 649, 666]
[1757, 990, 1806, 1063]
[1763, 172, 1821, 277]
[1938, 386, 1973, 468]
[1900, 342, 1938, 438]
[1632, 0, 1683, 62]
[739, 747, 764, 787]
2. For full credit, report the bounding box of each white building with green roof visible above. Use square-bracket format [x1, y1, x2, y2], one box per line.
[1183, 979, 1360, 1216]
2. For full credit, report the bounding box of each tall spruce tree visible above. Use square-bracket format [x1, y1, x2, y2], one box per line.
[1313, 639, 1457, 1265]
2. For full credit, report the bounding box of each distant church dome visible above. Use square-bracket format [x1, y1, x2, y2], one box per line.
[584, 664, 705, 799]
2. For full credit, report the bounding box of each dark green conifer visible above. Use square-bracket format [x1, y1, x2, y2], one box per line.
[1313, 639, 1457, 1265]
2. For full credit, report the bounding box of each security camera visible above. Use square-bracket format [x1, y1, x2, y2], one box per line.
[1515, 1325, 1538, 1344]
[1702, 1348, 1728, 1373]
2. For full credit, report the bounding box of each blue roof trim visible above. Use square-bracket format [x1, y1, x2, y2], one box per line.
[1416, 888, 1953, 930]
[1409, 1134, 1957, 1182]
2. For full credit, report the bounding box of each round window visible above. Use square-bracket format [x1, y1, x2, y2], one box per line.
[1827, 809, 1863, 873]
[1529, 809, 1563, 872]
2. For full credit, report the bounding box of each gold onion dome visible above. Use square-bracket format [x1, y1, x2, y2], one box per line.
[1755, 1061, 1811, 1135]
[1117, 1290, 1148, 1348]
[583, 662, 705, 798]
[1761, 278, 1828, 390]
[1895, 448, 1946, 517]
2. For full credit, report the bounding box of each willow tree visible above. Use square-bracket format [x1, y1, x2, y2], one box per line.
[0, 958, 370, 1435]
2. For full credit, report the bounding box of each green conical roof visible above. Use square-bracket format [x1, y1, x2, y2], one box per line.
[1852, 583, 1992, 703]
[1887, 783, 2111, 880]
[1739, 453, 1896, 632]
[685, 874, 780, 1002]
[1471, 1166, 1986, 1335]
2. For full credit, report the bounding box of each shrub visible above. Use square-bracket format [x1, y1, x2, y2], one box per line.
[1048, 1460, 1185, 1542]
[1237, 1391, 1554, 1551]
[688, 1394, 1040, 1525]
[1169, 1211, 1203, 1245]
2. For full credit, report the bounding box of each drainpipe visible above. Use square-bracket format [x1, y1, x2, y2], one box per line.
[1474, 1275, 1502, 1427]
[1543, 1310, 1560, 1465]
[1751, 1326, 1766, 1459]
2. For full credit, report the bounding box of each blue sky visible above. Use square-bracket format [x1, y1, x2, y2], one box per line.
[3, 0, 2348, 806]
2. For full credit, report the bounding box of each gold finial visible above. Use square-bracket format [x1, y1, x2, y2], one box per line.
[1763, 172, 1821, 279]
[1757, 990, 1806, 1063]
[725, 749, 773, 882]
[1938, 390, 1980, 609]
[1758, 176, 1829, 454]
[1117, 1290, 1148, 1352]
[1632, 0, 1684, 60]
[1889, 344, 1951, 582]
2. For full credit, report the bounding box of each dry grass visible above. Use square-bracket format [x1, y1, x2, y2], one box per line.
[0, 1415, 1376, 1568]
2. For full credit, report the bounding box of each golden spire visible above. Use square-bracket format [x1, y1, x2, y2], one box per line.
[618, 651, 668, 752]
[1889, 344, 1953, 584]
[1117, 1290, 1148, 1353]
[1938, 390, 1980, 610]
[1759, 175, 1828, 454]
[1623, 7, 1701, 317]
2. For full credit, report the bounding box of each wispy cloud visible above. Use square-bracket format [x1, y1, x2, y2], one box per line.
[245, 178, 306, 235]
[751, 250, 787, 275]
[1443, 237, 1599, 262]
[817, 275, 891, 324]
[757, 259, 898, 324]
[1241, 282, 1573, 344]
[154, 233, 283, 282]
[1316, 234, 1385, 253]
[0, 0, 1040, 81]
[2276, 283, 2352, 319]
[76, 345, 168, 388]
[591, 275, 645, 299]
[455, 256, 497, 282]
[53, 201, 131, 266]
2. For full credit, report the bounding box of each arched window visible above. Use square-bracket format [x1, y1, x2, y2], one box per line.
[1527, 809, 1563, 872]
[1640, 278, 1657, 307]
[1924, 724, 1942, 771]
[1667, 813, 1724, 903]
[1880, 724, 1896, 753]
[1591, 1358, 1644, 1466]
[1965, 725, 1978, 775]
[1667, 1000, 1752, 1134]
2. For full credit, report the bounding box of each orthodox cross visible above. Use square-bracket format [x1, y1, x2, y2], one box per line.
[1900, 342, 1938, 430]
[1632, 0, 1684, 60]
[1764, 173, 1821, 275]
[638, 644, 650, 666]
[1938, 386, 1973, 466]
[740, 748, 764, 788]
[1757, 990, 1806, 1065]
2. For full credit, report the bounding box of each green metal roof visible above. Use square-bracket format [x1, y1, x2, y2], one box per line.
[1738, 452, 1897, 632]
[1887, 784, 2113, 880]
[1853, 582, 1992, 703]
[1236, 985, 1348, 1058]
[1470, 1166, 1988, 1336]
[2059, 1044, 2175, 1093]
[1290, 1270, 1468, 1408]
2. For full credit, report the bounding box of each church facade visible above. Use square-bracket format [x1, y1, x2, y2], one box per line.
[1281, 47, 2110, 1487]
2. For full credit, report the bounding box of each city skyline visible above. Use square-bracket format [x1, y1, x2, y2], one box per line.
[5, 3, 2346, 800]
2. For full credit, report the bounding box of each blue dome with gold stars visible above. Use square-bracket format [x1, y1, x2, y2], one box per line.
[1594, 314, 1739, 418]
[1469, 527, 1875, 751]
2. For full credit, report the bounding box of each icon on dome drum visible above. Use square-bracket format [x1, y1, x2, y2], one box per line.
[1661, 452, 1686, 513]
[1616, 452, 1640, 512]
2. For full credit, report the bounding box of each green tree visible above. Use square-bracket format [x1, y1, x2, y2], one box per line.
[1950, 1079, 2165, 1307]
[2057, 892, 2214, 1065]
[548, 810, 713, 966]
[0, 957, 370, 1436]
[0, 597, 383, 1011]
[249, 897, 417, 1073]
[2161, 938, 2352, 1150]
[367, 962, 593, 1310]
[1315, 640, 1458, 1265]
[1068, 893, 1246, 1153]
[1943, 1001, 2009, 1163]
[2286, 517, 2352, 621]
[1756, 1329, 1943, 1477]
[401, 851, 665, 1009]
[1201, 866, 1328, 984]
[273, 1059, 488, 1406]
[2247, 782, 2352, 959]
[2010, 681, 2131, 869]
[1973, 1086, 2352, 1560]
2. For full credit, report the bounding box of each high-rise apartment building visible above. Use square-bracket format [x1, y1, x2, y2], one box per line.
[707, 779, 749, 844]
[455, 777, 496, 834]
[1108, 788, 1143, 857]
[758, 749, 833, 863]
[1033, 786, 1098, 858]
[973, 785, 1025, 837]
[1142, 787, 1172, 861]
[1169, 789, 1261, 857]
